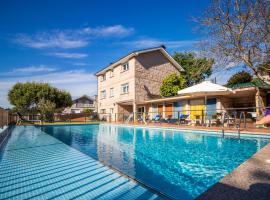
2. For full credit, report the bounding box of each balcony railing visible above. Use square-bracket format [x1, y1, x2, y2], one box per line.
[74, 103, 94, 108]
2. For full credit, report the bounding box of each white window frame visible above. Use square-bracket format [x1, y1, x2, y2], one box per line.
[110, 69, 114, 77]
[110, 108, 114, 114]
[122, 62, 129, 72]
[121, 83, 129, 94]
[110, 88, 114, 97]
[101, 74, 106, 81]
[100, 90, 106, 99]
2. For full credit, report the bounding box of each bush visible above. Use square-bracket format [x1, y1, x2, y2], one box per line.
[82, 108, 93, 113]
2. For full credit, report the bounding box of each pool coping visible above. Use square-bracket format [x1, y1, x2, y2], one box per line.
[103, 123, 270, 139]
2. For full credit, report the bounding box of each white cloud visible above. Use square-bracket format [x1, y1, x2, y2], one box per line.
[0, 69, 97, 108]
[14, 31, 89, 49]
[14, 25, 134, 49]
[82, 25, 134, 37]
[122, 38, 199, 49]
[49, 52, 88, 59]
[73, 63, 87, 66]
[13, 65, 57, 73]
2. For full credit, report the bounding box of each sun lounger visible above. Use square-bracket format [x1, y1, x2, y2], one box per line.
[179, 114, 189, 124]
[152, 114, 161, 123]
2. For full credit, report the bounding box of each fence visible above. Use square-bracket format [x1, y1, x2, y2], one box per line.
[6, 106, 270, 129]
[0, 108, 16, 128]
[111, 106, 269, 129]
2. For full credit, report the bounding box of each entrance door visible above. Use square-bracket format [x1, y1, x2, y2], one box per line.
[206, 98, 217, 117]
[165, 104, 173, 117]
[190, 99, 205, 120]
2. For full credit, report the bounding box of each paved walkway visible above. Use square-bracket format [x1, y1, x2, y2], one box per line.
[0, 126, 162, 200]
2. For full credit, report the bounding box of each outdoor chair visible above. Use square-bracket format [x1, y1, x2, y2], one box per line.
[179, 114, 189, 124]
[190, 115, 203, 126]
[205, 114, 218, 127]
[152, 114, 161, 123]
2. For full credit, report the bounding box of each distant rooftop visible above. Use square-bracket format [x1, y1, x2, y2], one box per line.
[228, 79, 270, 90]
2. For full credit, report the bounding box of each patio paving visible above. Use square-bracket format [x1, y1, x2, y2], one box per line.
[0, 126, 163, 200]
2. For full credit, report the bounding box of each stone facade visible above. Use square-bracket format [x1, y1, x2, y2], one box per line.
[134, 50, 181, 103]
[96, 47, 182, 119]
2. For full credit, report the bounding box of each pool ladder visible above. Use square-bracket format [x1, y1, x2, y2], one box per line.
[221, 111, 246, 138]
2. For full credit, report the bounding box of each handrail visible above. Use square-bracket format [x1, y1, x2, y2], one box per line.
[124, 113, 133, 124]
[238, 111, 246, 129]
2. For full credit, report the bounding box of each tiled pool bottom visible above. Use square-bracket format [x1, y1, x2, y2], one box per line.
[0, 126, 161, 200]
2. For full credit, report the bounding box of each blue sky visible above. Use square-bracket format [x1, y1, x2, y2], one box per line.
[0, 0, 243, 108]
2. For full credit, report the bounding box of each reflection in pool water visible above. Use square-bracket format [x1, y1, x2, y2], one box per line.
[41, 124, 269, 199]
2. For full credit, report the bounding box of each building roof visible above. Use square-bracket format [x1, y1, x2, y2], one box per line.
[228, 79, 270, 90]
[72, 95, 94, 102]
[95, 45, 184, 76]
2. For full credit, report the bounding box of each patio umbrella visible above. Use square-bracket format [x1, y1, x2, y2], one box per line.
[177, 81, 233, 121]
[177, 81, 232, 96]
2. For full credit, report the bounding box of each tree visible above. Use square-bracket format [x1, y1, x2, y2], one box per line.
[8, 82, 72, 113]
[173, 52, 214, 86]
[226, 71, 252, 87]
[37, 98, 56, 122]
[160, 73, 186, 97]
[199, 0, 270, 84]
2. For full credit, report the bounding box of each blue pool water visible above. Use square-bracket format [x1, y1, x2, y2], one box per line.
[40, 124, 270, 199]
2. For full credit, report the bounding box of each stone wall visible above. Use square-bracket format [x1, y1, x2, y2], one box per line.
[134, 50, 181, 103]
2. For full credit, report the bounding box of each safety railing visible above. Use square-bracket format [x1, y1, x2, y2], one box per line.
[112, 106, 269, 130]
[7, 106, 270, 131]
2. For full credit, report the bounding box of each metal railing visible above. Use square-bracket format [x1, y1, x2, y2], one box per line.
[4, 106, 269, 131]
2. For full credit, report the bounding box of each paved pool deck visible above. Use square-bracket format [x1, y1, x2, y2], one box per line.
[0, 126, 163, 200]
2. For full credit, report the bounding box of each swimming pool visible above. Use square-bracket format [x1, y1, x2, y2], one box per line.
[39, 124, 270, 199]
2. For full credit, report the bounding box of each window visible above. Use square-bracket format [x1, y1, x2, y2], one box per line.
[110, 88, 114, 97]
[100, 90, 106, 99]
[110, 108, 114, 114]
[100, 109, 106, 114]
[101, 74, 106, 81]
[110, 69, 114, 77]
[122, 62, 129, 71]
[121, 83, 129, 94]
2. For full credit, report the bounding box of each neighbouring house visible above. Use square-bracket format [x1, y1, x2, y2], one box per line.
[95, 46, 184, 121]
[63, 95, 96, 114]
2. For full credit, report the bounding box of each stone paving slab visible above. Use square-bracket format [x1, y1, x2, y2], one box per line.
[0, 126, 163, 200]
